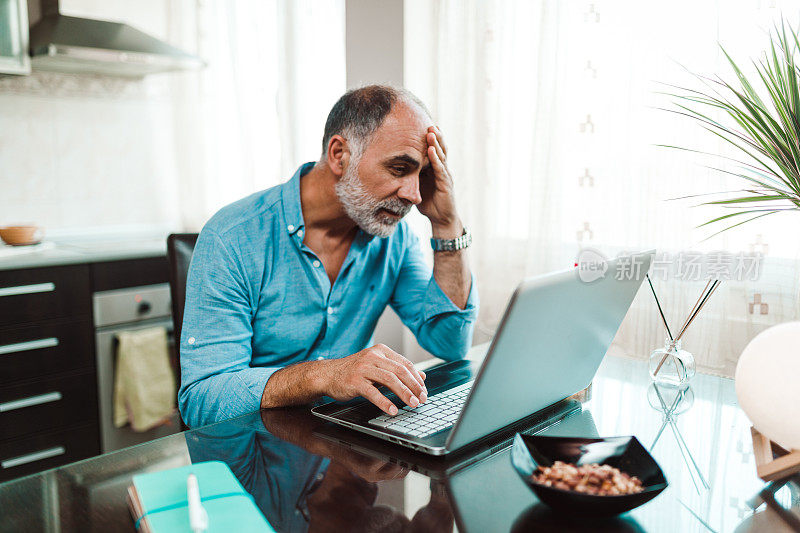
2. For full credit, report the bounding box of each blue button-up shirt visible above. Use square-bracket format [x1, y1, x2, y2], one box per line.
[179, 162, 478, 428]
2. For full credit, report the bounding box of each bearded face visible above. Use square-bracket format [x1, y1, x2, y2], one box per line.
[335, 153, 412, 238]
[331, 101, 433, 236]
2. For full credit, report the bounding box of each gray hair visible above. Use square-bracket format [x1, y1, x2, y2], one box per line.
[320, 85, 431, 160]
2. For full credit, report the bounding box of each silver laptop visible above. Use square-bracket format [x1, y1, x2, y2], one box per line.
[312, 250, 653, 456]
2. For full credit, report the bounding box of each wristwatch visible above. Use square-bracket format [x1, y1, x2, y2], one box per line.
[430, 227, 472, 252]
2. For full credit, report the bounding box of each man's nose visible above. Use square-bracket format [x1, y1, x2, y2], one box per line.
[397, 175, 422, 205]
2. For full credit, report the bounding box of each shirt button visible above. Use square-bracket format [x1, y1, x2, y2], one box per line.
[317, 356, 324, 360]
[287, 224, 295, 232]
[312, 260, 321, 268]
[327, 306, 334, 315]
[297, 229, 304, 238]
[187, 337, 195, 345]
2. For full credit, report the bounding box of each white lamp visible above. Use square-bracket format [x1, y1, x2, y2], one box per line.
[735, 321, 800, 480]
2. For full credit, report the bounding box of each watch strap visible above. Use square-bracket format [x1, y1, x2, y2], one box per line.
[430, 227, 471, 252]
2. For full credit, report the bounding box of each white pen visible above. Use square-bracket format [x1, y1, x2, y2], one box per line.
[187, 474, 209, 533]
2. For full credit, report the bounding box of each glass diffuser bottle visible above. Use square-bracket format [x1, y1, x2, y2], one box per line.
[648, 338, 695, 387]
[645, 274, 718, 389]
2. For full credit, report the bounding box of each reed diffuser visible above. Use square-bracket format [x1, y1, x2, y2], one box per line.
[646, 275, 720, 387]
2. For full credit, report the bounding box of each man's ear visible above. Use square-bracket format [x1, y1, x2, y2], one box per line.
[326, 135, 350, 178]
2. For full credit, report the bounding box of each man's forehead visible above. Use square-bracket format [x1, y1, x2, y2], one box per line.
[368, 103, 432, 162]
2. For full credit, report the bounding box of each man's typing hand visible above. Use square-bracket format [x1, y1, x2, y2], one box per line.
[322, 344, 428, 415]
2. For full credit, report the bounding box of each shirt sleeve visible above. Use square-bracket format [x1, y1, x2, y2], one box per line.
[178, 229, 278, 428]
[388, 228, 479, 361]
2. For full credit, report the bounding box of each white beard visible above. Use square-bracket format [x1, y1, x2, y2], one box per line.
[335, 157, 412, 237]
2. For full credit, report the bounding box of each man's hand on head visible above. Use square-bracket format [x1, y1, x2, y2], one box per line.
[418, 125, 463, 238]
[320, 344, 428, 415]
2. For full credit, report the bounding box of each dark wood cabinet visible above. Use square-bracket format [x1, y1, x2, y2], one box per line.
[0, 423, 100, 483]
[0, 318, 94, 385]
[0, 265, 91, 326]
[0, 263, 99, 481]
[0, 254, 170, 482]
[90, 257, 169, 292]
[0, 370, 98, 441]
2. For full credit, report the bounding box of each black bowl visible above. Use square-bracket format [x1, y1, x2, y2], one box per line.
[510, 434, 668, 517]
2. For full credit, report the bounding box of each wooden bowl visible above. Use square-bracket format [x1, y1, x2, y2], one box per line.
[0, 225, 44, 246]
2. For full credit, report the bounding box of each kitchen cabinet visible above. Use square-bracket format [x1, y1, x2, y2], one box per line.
[0, 253, 172, 482]
[0, 0, 30, 75]
[0, 263, 98, 482]
[0, 264, 91, 327]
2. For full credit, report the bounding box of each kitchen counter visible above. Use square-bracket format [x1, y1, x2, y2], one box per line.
[0, 354, 796, 532]
[0, 234, 168, 271]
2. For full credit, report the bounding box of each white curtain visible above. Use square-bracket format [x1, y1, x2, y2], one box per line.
[167, 0, 346, 230]
[405, 0, 800, 377]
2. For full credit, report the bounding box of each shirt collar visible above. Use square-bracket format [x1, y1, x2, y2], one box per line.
[280, 161, 380, 246]
[281, 162, 316, 236]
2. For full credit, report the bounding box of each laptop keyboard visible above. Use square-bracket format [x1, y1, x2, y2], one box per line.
[368, 381, 474, 438]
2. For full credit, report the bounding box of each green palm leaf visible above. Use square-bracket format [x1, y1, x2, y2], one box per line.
[663, 18, 800, 235]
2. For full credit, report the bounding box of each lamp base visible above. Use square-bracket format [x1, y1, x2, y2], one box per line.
[751, 426, 800, 481]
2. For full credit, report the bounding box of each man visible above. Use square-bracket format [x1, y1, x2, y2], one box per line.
[179, 85, 477, 428]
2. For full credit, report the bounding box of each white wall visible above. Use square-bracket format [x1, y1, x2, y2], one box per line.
[0, 75, 181, 233]
[0, 0, 183, 234]
[346, 0, 404, 88]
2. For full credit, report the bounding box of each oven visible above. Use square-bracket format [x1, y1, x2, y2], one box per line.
[93, 284, 182, 453]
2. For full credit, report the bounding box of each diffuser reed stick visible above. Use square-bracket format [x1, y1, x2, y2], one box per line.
[653, 280, 720, 377]
[646, 274, 673, 342]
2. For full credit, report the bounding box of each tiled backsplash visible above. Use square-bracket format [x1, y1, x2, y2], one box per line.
[0, 71, 182, 233]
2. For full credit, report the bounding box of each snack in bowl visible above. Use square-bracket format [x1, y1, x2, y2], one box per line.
[510, 434, 668, 516]
[531, 460, 644, 496]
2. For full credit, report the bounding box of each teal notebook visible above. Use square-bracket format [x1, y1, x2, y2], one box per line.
[128, 461, 274, 532]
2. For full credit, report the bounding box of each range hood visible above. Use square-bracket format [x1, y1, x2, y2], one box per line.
[28, 0, 205, 77]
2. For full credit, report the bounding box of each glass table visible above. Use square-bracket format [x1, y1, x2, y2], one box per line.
[1, 353, 798, 532]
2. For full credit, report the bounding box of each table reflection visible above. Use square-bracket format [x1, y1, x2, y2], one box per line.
[742, 475, 800, 532]
[184, 408, 455, 533]
[181, 401, 655, 533]
[647, 383, 709, 494]
[511, 503, 646, 532]
[3, 354, 800, 532]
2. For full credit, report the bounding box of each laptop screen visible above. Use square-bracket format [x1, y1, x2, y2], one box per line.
[446, 252, 653, 451]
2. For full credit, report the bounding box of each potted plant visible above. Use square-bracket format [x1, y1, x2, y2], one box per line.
[665, 21, 800, 236]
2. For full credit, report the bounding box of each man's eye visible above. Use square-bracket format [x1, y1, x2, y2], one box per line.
[392, 166, 406, 175]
